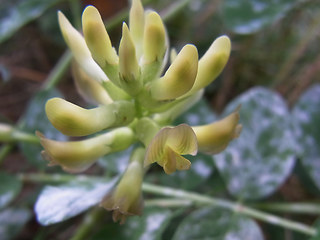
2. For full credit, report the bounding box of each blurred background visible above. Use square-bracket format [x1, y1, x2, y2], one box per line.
[0, 0, 320, 239]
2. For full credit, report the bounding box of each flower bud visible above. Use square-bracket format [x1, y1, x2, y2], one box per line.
[144, 124, 198, 174]
[37, 127, 134, 173]
[82, 5, 119, 68]
[129, 0, 145, 59]
[101, 147, 145, 224]
[192, 106, 242, 154]
[150, 44, 198, 100]
[45, 98, 135, 136]
[142, 11, 167, 64]
[118, 23, 142, 96]
[58, 11, 107, 83]
[71, 61, 113, 105]
[141, 11, 168, 83]
[188, 36, 231, 95]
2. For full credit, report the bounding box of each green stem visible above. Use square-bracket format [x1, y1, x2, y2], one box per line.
[253, 202, 320, 215]
[0, 124, 39, 144]
[145, 198, 192, 208]
[17, 173, 317, 236]
[141, 183, 317, 236]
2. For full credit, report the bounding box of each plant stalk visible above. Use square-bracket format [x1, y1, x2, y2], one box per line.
[142, 183, 317, 236]
[17, 173, 317, 236]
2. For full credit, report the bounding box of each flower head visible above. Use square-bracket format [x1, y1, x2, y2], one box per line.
[35, 0, 240, 224]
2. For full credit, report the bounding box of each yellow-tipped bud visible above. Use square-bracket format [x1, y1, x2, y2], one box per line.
[188, 35, 231, 95]
[129, 0, 145, 59]
[192, 106, 242, 154]
[119, 23, 141, 95]
[45, 98, 135, 136]
[37, 127, 134, 173]
[101, 147, 144, 224]
[72, 62, 113, 105]
[82, 5, 119, 67]
[58, 11, 107, 82]
[142, 11, 167, 64]
[144, 124, 198, 174]
[150, 44, 198, 100]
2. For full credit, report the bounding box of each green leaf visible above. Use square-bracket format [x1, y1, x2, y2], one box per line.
[292, 84, 320, 191]
[214, 87, 296, 199]
[0, 208, 31, 240]
[172, 207, 264, 240]
[0, 0, 62, 43]
[35, 177, 118, 226]
[93, 207, 173, 240]
[19, 88, 67, 169]
[222, 0, 301, 34]
[0, 172, 22, 210]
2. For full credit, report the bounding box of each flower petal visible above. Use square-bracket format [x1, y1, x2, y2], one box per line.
[144, 124, 197, 174]
[150, 44, 198, 100]
[45, 98, 135, 136]
[58, 11, 107, 83]
[82, 5, 118, 67]
[192, 106, 242, 154]
[71, 62, 113, 105]
[37, 127, 134, 173]
[187, 35, 231, 96]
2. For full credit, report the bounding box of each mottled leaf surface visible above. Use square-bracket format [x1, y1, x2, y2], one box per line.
[93, 207, 172, 240]
[35, 177, 117, 225]
[173, 207, 264, 240]
[292, 84, 320, 191]
[214, 87, 296, 199]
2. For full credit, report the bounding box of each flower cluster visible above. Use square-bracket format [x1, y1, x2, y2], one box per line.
[38, 0, 241, 223]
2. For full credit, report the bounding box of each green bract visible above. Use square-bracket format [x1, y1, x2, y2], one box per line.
[38, 0, 240, 222]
